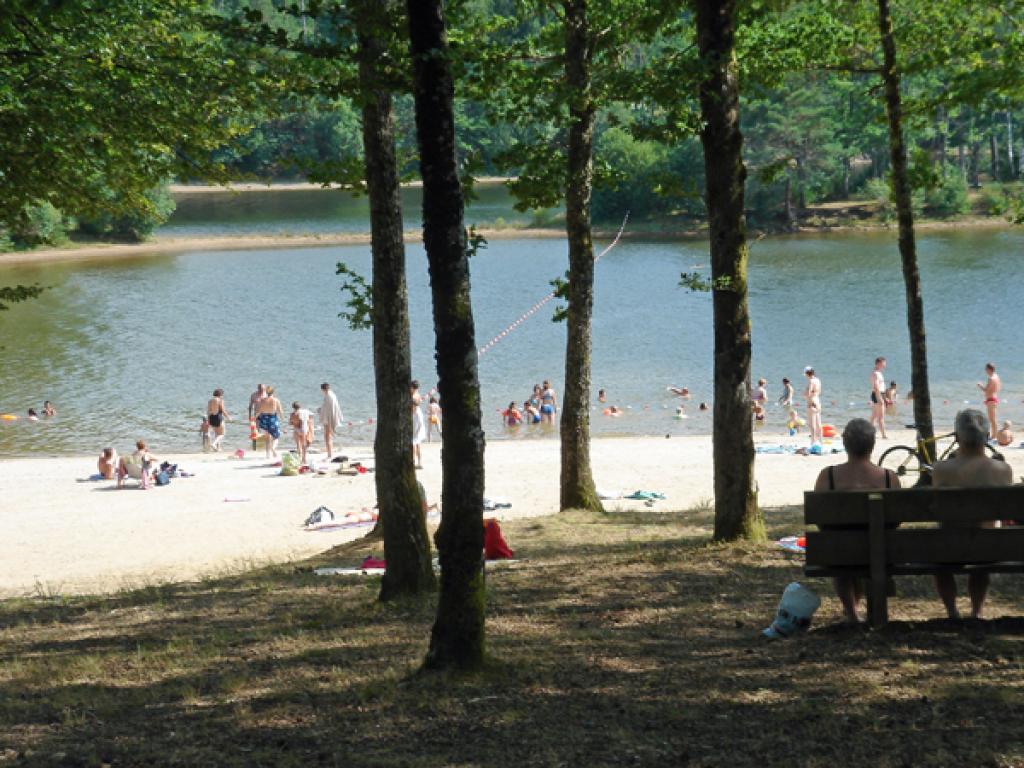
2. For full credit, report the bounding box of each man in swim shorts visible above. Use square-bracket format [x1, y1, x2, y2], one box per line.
[932, 409, 1012, 619]
[256, 386, 284, 458]
[869, 356, 887, 439]
[977, 362, 1002, 440]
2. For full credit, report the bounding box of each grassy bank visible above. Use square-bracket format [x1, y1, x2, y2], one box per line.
[1, 507, 1022, 766]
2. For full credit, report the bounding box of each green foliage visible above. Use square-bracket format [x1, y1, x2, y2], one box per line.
[592, 127, 674, 221]
[335, 262, 373, 331]
[923, 169, 970, 217]
[9, 203, 70, 248]
[0, 0, 277, 231]
[77, 185, 177, 242]
[979, 185, 1010, 215]
[679, 272, 734, 292]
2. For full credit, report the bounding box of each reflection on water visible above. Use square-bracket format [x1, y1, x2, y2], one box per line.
[161, 183, 551, 237]
[0, 228, 1022, 455]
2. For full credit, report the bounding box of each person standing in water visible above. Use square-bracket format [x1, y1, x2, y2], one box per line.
[778, 377, 794, 408]
[539, 380, 558, 424]
[977, 362, 1002, 440]
[869, 357, 887, 439]
[319, 382, 344, 460]
[206, 388, 231, 451]
[804, 366, 822, 444]
[248, 383, 266, 420]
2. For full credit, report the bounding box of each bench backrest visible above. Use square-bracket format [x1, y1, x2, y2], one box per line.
[805, 486, 1024, 527]
[804, 486, 1024, 567]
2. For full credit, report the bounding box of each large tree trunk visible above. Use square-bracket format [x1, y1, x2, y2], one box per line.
[877, 0, 934, 451]
[353, 0, 435, 601]
[694, 0, 762, 542]
[407, 0, 486, 671]
[559, 0, 603, 514]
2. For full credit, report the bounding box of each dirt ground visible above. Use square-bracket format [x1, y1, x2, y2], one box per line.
[0, 505, 1022, 767]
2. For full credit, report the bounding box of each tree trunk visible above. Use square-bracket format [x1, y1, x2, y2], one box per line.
[842, 156, 851, 199]
[407, 0, 486, 671]
[783, 173, 797, 231]
[353, 0, 435, 601]
[877, 0, 934, 451]
[969, 141, 981, 188]
[694, 0, 762, 542]
[990, 128, 999, 181]
[1007, 110, 1017, 179]
[935, 106, 947, 168]
[559, 0, 603, 514]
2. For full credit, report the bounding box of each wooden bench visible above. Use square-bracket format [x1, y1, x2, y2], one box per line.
[804, 486, 1024, 627]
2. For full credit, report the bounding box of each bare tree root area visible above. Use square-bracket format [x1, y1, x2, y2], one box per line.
[1, 506, 1022, 767]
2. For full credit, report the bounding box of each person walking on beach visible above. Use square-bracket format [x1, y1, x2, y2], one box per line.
[778, 378, 794, 408]
[248, 383, 266, 420]
[977, 363, 1002, 439]
[804, 366, 822, 444]
[289, 401, 315, 465]
[869, 357, 887, 439]
[206, 388, 231, 451]
[319, 382, 344, 460]
[427, 395, 442, 441]
[256, 386, 284, 458]
[411, 380, 426, 468]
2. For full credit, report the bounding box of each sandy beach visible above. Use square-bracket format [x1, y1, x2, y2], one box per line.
[2, 429, 1021, 598]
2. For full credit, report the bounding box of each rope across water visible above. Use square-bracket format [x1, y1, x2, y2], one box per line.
[477, 212, 630, 359]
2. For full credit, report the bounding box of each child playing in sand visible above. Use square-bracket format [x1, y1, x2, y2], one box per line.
[97, 448, 118, 479]
[787, 409, 806, 436]
[996, 420, 1014, 447]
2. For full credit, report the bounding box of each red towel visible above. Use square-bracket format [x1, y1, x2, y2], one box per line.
[361, 556, 386, 569]
[483, 518, 514, 560]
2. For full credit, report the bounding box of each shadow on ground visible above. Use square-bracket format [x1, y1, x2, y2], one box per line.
[0, 506, 1022, 767]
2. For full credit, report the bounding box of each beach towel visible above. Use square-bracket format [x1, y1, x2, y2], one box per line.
[625, 490, 666, 501]
[777, 535, 806, 555]
[596, 488, 623, 500]
[319, 390, 344, 433]
[483, 498, 512, 511]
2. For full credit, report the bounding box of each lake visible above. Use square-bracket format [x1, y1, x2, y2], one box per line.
[0, 188, 1021, 455]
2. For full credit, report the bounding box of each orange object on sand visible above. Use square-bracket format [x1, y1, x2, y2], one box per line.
[822, 424, 837, 438]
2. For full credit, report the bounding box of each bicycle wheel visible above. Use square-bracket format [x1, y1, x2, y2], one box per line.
[878, 445, 922, 478]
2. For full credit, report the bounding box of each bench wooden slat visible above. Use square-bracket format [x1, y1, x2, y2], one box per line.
[806, 528, 1024, 567]
[805, 486, 1024, 526]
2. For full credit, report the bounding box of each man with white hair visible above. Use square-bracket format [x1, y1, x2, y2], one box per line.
[932, 409, 1012, 620]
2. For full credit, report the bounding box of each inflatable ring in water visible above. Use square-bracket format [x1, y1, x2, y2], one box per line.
[0, 414, 17, 421]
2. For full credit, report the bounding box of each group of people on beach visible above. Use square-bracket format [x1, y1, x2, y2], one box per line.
[753, 358, 1010, 446]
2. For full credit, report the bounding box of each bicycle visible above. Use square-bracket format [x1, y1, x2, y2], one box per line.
[877, 429, 1004, 485]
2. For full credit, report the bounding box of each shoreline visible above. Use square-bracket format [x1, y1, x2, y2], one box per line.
[0, 215, 1015, 268]
[4, 430, 1021, 599]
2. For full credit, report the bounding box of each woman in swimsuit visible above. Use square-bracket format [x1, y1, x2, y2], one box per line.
[539, 380, 558, 424]
[814, 418, 901, 623]
[411, 380, 426, 469]
[206, 388, 231, 452]
[804, 367, 822, 444]
[977, 362, 1002, 439]
[256, 386, 284, 458]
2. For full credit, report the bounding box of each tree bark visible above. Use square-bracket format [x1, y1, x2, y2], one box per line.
[559, 0, 603, 514]
[407, 0, 486, 671]
[353, 0, 435, 601]
[990, 128, 999, 181]
[693, 0, 762, 542]
[877, 0, 934, 451]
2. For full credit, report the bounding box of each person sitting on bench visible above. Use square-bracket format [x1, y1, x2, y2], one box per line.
[933, 409, 1013, 620]
[814, 418, 901, 623]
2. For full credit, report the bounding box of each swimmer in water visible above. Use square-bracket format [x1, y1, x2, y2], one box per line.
[668, 386, 691, 399]
[598, 388, 606, 403]
[698, 402, 709, 411]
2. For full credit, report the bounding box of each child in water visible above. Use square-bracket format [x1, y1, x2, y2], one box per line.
[523, 400, 541, 424]
[504, 401, 522, 427]
[200, 417, 212, 451]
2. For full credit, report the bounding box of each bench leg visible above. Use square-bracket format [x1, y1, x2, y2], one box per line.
[868, 495, 888, 628]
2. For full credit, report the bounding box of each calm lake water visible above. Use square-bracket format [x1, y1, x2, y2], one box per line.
[1, 191, 1021, 455]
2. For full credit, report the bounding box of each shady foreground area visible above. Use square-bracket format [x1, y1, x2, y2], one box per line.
[1, 506, 1022, 767]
